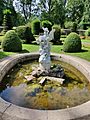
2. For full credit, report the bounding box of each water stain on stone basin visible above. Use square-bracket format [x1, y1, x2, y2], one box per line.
[0, 60, 90, 110]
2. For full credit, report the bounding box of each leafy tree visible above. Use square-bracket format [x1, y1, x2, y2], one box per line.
[82, 0, 90, 23]
[38, 0, 65, 26]
[15, 13, 26, 26]
[14, 0, 33, 21]
[6, 0, 17, 26]
[66, 0, 84, 23]
[51, 0, 65, 27]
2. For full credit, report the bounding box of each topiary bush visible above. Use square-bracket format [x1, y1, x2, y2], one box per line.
[31, 19, 40, 35]
[2, 9, 13, 33]
[72, 22, 77, 32]
[52, 24, 62, 44]
[65, 21, 73, 29]
[41, 20, 52, 31]
[85, 28, 90, 37]
[63, 32, 82, 52]
[2, 30, 22, 52]
[16, 26, 35, 43]
[64, 21, 77, 32]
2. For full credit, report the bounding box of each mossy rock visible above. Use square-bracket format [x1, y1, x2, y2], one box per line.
[63, 32, 82, 52]
[2, 30, 22, 52]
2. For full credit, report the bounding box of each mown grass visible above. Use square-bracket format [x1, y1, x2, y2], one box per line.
[0, 43, 90, 61]
[0, 33, 90, 61]
[0, 51, 16, 59]
[81, 39, 90, 43]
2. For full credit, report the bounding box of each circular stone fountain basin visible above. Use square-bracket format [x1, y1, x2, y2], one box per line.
[0, 53, 90, 120]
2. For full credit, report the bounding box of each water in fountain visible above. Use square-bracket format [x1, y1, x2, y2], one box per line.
[0, 60, 90, 110]
[0, 28, 90, 110]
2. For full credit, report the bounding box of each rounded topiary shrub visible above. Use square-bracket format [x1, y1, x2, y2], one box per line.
[16, 26, 35, 43]
[2, 30, 22, 52]
[85, 28, 90, 37]
[52, 24, 61, 44]
[31, 19, 40, 35]
[63, 32, 82, 52]
[41, 20, 52, 31]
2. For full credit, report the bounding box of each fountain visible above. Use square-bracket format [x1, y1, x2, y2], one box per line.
[25, 27, 64, 84]
[0, 28, 90, 119]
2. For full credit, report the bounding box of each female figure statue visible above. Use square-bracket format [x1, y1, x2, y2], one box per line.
[37, 27, 55, 72]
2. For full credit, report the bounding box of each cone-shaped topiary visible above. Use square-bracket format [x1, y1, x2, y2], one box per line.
[63, 32, 82, 52]
[2, 30, 22, 52]
[2, 9, 13, 34]
[52, 24, 61, 44]
[31, 19, 40, 35]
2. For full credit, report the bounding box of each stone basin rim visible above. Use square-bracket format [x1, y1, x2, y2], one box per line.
[0, 52, 90, 120]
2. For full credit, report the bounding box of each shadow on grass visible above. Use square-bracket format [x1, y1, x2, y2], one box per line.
[19, 49, 30, 53]
[81, 49, 88, 52]
[65, 49, 88, 53]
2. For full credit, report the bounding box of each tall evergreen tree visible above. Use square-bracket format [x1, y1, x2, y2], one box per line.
[0, 0, 5, 25]
[3, 9, 13, 33]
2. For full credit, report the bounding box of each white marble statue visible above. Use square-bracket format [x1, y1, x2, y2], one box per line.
[37, 27, 55, 71]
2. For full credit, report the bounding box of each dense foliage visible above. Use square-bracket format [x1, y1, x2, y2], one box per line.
[82, 0, 90, 23]
[2, 30, 22, 52]
[65, 21, 77, 32]
[63, 32, 82, 52]
[16, 26, 35, 43]
[66, 0, 84, 23]
[0, 0, 89, 30]
[52, 25, 61, 44]
[0, 0, 5, 25]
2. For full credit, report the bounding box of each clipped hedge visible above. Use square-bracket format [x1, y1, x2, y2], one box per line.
[41, 20, 52, 31]
[63, 32, 82, 52]
[31, 19, 40, 35]
[2, 30, 22, 52]
[52, 24, 62, 44]
[16, 26, 35, 43]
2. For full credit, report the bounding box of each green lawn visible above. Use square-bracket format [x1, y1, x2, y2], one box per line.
[0, 34, 90, 61]
[0, 43, 90, 61]
[0, 51, 16, 59]
[81, 39, 90, 43]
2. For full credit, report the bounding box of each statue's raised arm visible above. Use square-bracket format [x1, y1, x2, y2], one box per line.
[48, 29, 55, 41]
